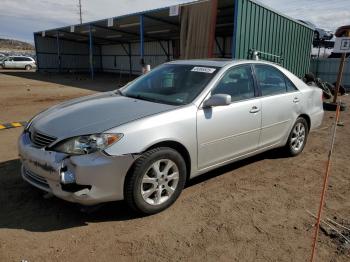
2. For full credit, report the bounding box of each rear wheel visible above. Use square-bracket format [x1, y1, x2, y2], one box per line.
[25, 65, 32, 70]
[0, 65, 3, 69]
[285, 117, 309, 156]
[125, 147, 186, 215]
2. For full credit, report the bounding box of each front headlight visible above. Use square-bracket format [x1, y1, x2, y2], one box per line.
[53, 133, 123, 155]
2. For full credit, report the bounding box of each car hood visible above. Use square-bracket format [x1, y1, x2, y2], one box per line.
[30, 92, 176, 139]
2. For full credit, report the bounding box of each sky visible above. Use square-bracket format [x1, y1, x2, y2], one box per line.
[0, 0, 349, 43]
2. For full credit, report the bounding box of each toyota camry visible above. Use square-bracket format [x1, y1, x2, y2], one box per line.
[19, 59, 324, 214]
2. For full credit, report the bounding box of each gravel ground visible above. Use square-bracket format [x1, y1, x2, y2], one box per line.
[0, 70, 349, 262]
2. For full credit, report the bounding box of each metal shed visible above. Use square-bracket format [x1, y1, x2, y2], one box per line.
[34, 0, 313, 78]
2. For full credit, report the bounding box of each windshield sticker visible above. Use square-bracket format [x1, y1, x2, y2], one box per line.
[191, 67, 216, 74]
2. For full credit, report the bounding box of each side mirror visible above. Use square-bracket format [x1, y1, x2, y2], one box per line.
[203, 94, 231, 108]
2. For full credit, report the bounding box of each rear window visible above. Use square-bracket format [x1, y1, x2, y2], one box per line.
[13, 57, 32, 61]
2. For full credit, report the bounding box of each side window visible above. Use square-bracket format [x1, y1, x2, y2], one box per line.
[255, 65, 287, 96]
[13, 57, 22, 61]
[286, 78, 298, 92]
[212, 65, 255, 102]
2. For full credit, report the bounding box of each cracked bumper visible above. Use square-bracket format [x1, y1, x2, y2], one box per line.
[18, 132, 136, 205]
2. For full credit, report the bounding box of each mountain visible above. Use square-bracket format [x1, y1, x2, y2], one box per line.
[0, 38, 34, 50]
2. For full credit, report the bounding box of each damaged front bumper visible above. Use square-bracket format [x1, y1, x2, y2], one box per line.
[18, 132, 136, 205]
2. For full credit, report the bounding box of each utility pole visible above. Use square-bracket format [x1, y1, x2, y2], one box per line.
[78, 0, 83, 24]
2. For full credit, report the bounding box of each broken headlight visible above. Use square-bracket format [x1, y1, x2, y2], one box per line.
[53, 133, 123, 155]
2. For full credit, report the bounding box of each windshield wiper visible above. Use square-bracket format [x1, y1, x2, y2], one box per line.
[124, 94, 165, 104]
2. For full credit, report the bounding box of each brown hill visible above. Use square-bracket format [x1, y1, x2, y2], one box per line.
[0, 38, 34, 51]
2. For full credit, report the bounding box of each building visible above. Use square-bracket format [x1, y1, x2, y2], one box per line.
[34, 0, 314, 78]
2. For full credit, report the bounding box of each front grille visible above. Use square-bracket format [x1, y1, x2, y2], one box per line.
[23, 167, 50, 191]
[31, 131, 57, 148]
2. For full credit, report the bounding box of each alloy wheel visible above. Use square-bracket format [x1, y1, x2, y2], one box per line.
[291, 122, 306, 152]
[141, 159, 179, 205]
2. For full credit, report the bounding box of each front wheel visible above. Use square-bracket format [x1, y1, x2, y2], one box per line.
[285, 118, 309, 156]
[25, 65, 32, 70]
[125, 147, 186, 215]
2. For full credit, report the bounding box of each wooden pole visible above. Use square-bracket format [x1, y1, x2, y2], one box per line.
[333, 30, 350, 103]
[310, 102, 341, 262]
[207, 0, 218, 58]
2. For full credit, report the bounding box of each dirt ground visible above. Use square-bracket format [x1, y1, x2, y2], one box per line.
[0, 70, 349, 262]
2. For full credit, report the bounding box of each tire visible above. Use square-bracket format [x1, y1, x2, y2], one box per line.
[25, 65, 32, 70]
[321, 86, 332, 99]
[332, 82, 346, 96]
[0, 65, 3, 69]
[285, 117, 309, 156]
[125, 147, 187, 215]
[323, 101, 347, 111]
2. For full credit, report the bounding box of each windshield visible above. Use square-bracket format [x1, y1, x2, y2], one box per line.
[121, 64, 219, 105]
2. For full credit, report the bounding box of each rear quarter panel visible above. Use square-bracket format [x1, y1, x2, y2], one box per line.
[277, 65, 324, 131]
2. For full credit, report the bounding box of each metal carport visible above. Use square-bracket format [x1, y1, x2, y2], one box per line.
[34, 0, 314, 79]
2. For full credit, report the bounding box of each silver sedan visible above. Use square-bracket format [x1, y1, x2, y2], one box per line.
[18, 59, 324, 214]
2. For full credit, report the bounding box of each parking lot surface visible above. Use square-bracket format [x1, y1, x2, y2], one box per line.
[0, 70, 349, 261]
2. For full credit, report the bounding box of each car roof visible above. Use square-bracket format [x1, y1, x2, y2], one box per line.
[9, 56, 32, 58]
[166, 59, 279, 68]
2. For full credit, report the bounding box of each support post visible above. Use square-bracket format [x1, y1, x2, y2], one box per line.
[208, 0, 218, 58]
[128, 42, 132, 78]
[88, 24, 94, 80]
[223, 37, 226, 58]
[232, 0, 239, 58]
[167, 40, 171, 61]
[333, 30, 350, 103]
[139, 15, 145, 70]
[99, 45, 103, 72]
[33, 33, 41, 71]
[56, 30, 61, 73]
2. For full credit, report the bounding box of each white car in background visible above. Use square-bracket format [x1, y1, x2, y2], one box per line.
[298, 20, 333, 41]
[0, 56, 36, 70]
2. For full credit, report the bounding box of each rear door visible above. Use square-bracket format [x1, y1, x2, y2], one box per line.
[197, 64, 262, 169]
[13, 57, 25, 68]
[253, 64, 301, 148]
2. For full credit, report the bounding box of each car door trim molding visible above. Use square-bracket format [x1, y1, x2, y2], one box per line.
[261, 119, 290, 130]
[200, 127, 261, 147]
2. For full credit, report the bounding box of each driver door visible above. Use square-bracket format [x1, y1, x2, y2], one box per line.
[4, 57, 15, 68]
[197, 65, 262, 170]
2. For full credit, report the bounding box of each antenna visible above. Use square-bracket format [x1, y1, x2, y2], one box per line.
[78, 0, 83, 24]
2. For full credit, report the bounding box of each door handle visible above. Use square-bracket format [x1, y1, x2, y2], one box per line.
[293, 97, 300, 103]
[249, 106, 260, 113]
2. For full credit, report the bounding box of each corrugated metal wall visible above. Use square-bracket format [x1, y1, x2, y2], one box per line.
[35, 34, 101, 72]
[101, 41, 173, 75]
[233, 0, 314, 77]
[310, 58, 350, 88]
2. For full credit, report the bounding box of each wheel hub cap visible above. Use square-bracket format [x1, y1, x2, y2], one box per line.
[291, 123, 306, 152]
[141, 159, 179, 206]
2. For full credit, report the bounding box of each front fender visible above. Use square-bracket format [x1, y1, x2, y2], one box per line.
[104, 105, 198, 175]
